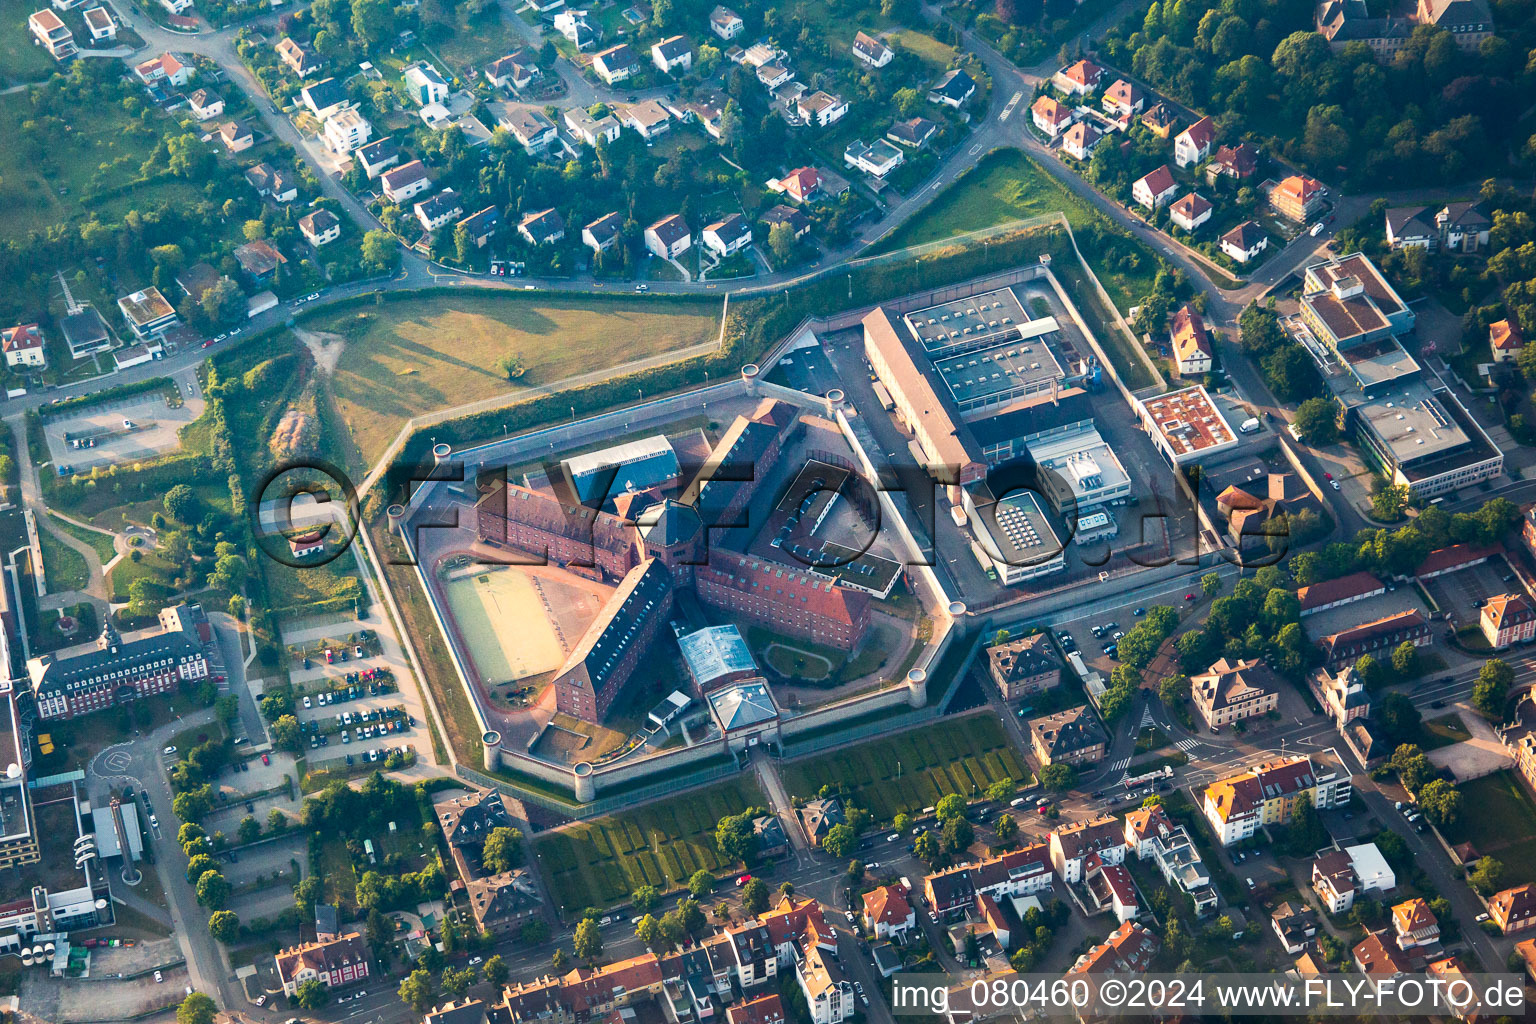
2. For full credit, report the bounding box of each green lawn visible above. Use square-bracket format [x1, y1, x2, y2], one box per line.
[38, 527, 91, 592]
[0, 0, 60, 84]
[308, 293, 722, 465]
[108, 548, 182, 604]
[1445, 771, 1536, 884]
[432, 8, 530, 73]
[779, 713, 1031, 823]
[48, 512, 118, 563]
[533, 777, 765, 914]
[263, 555, 363, 621]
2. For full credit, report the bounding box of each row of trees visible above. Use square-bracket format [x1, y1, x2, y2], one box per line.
[1289, 498, 1521, 586]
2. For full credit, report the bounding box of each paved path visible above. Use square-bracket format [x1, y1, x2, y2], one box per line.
[5, 413, 111, 603]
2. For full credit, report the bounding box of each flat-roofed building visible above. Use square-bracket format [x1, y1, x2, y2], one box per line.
[1353, 382, 1502, 498]
[963, 485, 1067, 586]
[116, 287, 178, 339]
[562, 434, 679, 506]
[1025, 426, 1131, 515]
[1300, 252, 1415, 353]
[1136, 385, 1238, 467]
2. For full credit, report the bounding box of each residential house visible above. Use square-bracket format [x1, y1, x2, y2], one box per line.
[1170, 304, 1213, 376]
[1206, 142, 1259, 182]
[753, 815, 789, 859]
[665, 92, 726, 137]
[1030, 707, 1106, 767]
[423, 1001, 488, 1024]
[1297, 571, 1386, 616]
[843, 139, 904, 178]
[1491, 318, 1524, 363]
[1312, 664, 1372, 727]
[1437, 200, 1491, 252]
[518, 208, 566, 246]
[1202, 754, 1352, 845]
[922, 843, 1054, 917]
[1386, 206, 1439, 249]
[861, 884, 914, 940]
[299, 209, 341, 247]
[652, 35, 692, 74]
[82, 7, 114, 40]
[486, 53, 543, 90]
[404, 63, 450, 106]
[219, 120, 253, 152]
[465, 870, 541, 936]
[243, 163, 287, 201]
[381, 160, 432, 203]
[797, 91, 848, 127]
[276, 37, 322, 77]
[355, 137, 400, 178]
[727, 995, 784, 1024]
[1220, 221, 1268, 264]
[1140, 102, 1177, 138]
[416, 190, 464, 233]
[553, 11, 598, 50]
[564, 107, 621, 147]
[852, 30, 892, 67]
[797, 942, 853, 1024]
[1131, 166, 1178, 209]
[1052, 58, 1103, 95]
[1482, 593, 1536, 649]
[1174, 116, 1216, 167]
[301, 78, 349, 119]
[1084, 855, 1139, 923]
[457, 207, 501, 249]
[709, 6, 744, 39]
[323, 108, 371, 154]
[703, 214, 752, 257]
[593, 44, 639, 85]
[582, 211, 624, 253]
[886, 116, 936, 149]
[620, 99, 672, 140]
[1192, 657, 1280, 728]
[1311, 848, 1360, 913]
[274, 933, 369, 996]
[1271, 901, 1318, 954]
[987, 633, 1061, 700]
[1061, 120, 1102, 161]
[1491, 884, 1536, 935]
[117, 287, 178, 339]
[927, 69, 974, 108]
[135, 52, 191, 85]
[756, 62, 792, 89]
[1101, 79, 1145, 117]
[59, 307, 111, 357]
[174, 262, 221, 303]
[1050, 815, 1123, 882]
[501, 108, 558, 155]
[1170, 192, 1213, 232]
[1392, 898, 1439, 948]
[1, 325, 46, 369]
[186, 88, 223, 119]
[798, 797, 844, 848]
[1030, 95, 1073, 137]
[761, 204, 811, 239]
[1354, 932, 1411, 977]
[1269, 175, 1327, 223]
[1067, 921, 1160, 976]
[772, 167, 821, 204]
[234, 240, 286, 284]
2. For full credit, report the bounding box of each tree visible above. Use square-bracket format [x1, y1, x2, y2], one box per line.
[178, 822, 206, 847]
[520, 920, 549, 945]
[941, 815, 973, 854]
[632, 884, 660, 914]
[1390, 640, 1421, 677]
[164, 484, 199, 523]
[935, 793, 967, 822]
[985, 778, 1016, 802]
[485, 954, 509, 987]
[195, 870, 230, 909]
[495, 353, 527, 380]
[741, 877, 769, 916]
[1159, 673, 1189, 706]
[1469, 856, 1505, 895]
[893, 813, 913, 835]
[1473, 659, 1514, 718]
[678, 898, 705, 935]
[267, 807, 288, 834]
[716, 810, 760, 863]
[208, 910, 239, 943]
[294, 977, 329, 1009]
[1284, 792, 1327, 856]
[768, 221, 795, 262]
[362, 229, 399, 273]
[177, 992, 217, 1024]
[201, 277, 245, 326]
[1039, 763, 1077, 791]
[1417, 778, 1462, 828]
[293, 875, 324, 917]
[173, 785, 214, 822]
[1390, 743, 1434, 793]
[237, 815, 260, 845]
[913, 831, 942, 864]
[573, 918, 603, 963]
[351, 0, 395, 44]
[635, 914, 662, 949]
[454, 222, 475, 265]
[482, 826, 524, 873]
[1371, 484, 1410, 523]
[1293, 397, 1341, 444]
[1201, 572, 1222, 597]
[186, 854, 219, 884]
[847, 859, 864, 880]
[441, 966, 475, 998]
[688, 869, 714, 898]
[1379, 692, 1422, 744]
[994, 812, 1018, 843]
[398, 969, 435, 1012]
[820, 823, 857, 859]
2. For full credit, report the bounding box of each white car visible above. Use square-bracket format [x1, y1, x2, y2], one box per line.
[149, 814, 159, 828]
[163, 745, 176, 755]
[1476, 912, 1489, 922]
[154, 970, 163, 983]
[1330, 480, 1341, 490]
[302, 696, 312, 709]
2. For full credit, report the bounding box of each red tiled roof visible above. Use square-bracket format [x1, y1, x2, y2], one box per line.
[1492, 319, 1524, 351]
[1179, 115, 1216, 150]
[1136, 165, 1176, 197]
[862, 884, 912, 927]
[1058, 59, 1102, 87]
[1297, 571, 1384, 611]
[1415, 543, 1499, 577]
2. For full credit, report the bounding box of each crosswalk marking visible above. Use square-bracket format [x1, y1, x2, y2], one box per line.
[1175, 738, 1200, 753]
[1107, 757, 1131, 774]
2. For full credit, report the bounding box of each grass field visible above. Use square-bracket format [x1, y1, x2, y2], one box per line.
[0, 0, 59, 85]
[432, 8, 530, 71]
[309, 294, 722, 465]
[38, 527, 90, 592]
[534, 777, 765, 914]
[48, 512, 118, 563]
[779, 713, 1030, 823]
[1446, 771, 1536, 885]
[264, 554, 363, 620]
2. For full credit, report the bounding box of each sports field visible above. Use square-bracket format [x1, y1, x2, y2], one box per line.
[443, 567, 570, 685]
[779, 713, 1030, 822]
[310, 294, 722, 464]
[534, 777, 765, 913]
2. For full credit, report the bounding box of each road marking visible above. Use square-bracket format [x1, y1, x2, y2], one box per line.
[1107, 757, 1131, 774]
[999, 91, 1022, 122]
[1175, 738, 1200, 753]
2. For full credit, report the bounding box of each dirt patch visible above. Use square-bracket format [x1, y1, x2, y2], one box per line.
[292, 325, 346, 377]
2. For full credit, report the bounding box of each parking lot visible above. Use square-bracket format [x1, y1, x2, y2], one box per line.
[1422, 557, 1521, 627]
[19, 938, 189, 1023]
[222, 834, 308, 919]
[294, 682, 419, 762]
[44, 380, 205, 473]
